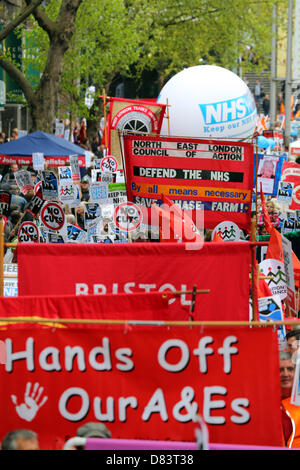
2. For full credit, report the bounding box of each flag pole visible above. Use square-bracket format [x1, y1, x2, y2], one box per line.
[102, 88, 108, 150]
[166, 98, 170, 136]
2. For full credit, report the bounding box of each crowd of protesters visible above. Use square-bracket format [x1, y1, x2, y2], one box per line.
[0, 114, 299, 450]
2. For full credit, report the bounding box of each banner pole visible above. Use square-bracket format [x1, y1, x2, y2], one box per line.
[0, 317, 299, 327]
[166, 98, 170, 137]
[0, 219, 4, 297]
[102, 88, 108, 150]
[255, 140, 259, 225]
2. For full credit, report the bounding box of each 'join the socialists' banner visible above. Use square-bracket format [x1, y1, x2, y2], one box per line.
[0, 327, 283, 450]
[122, 135, 254, 232]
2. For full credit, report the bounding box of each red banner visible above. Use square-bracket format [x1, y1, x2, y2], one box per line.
[18, 242, 250, 322]
[0, 327, 283, 449]
[0, 292, 182, 328]
[122, 134, 254, 231]
[105, 97, 166, 167]
[281, 161, 300, 210]
[0, 155, 86, 167]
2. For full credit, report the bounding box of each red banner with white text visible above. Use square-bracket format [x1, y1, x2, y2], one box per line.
[18, 242, 250, 322]
[122, 134, 254, 232]
[0, 327, 283, 450]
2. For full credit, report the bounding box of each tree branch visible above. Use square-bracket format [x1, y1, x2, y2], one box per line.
[24, 0, 56, 38]
[0, 55, 36, 106]
[0, 0, 44, 42]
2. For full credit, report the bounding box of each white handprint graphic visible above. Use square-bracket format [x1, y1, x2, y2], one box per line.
[11, 382, 48, 422]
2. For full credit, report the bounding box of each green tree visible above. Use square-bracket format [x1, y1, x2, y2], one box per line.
[0, 0, 287, 134]
[0, 0, 83, 132]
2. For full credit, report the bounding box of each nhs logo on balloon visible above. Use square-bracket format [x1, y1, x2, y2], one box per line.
[198, 92, 257, 138]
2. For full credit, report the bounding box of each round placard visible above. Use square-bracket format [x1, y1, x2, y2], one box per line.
[41, 201, 65, 231]
[18, 221, 39, 243]
[211, 221, 241, 241]
[100, 156, 118, 173]
[114, 202, 142, 232]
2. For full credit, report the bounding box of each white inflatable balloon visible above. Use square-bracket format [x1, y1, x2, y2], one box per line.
[158, 65, 257, 139]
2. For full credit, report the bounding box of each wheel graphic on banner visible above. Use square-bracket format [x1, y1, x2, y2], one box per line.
[111, 105, 160, 133]
[18, 221, 39, 243]
[117, 112, 152, 133]
[114, 202, 143, 232]
[100, 156, 118, 173]
[41, 202, 65, 231]
[293, 185, 300, 205]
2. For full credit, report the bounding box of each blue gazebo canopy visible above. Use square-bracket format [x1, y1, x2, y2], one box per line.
[0, 131, 84, 158]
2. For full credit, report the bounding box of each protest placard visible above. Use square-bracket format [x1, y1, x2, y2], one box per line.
[40, 202, 65, 231]
[41, 170, 58, 201]
[15, 170, 34, 194]
[69, 155, 81, 183]
[89, 182, 108, 204]
[0, 191, 11, 217]
[258, 295, 286, 345]
[259, 259, 287, 300]
[18, 221, 39, 243]
[32, 152, 45, 171]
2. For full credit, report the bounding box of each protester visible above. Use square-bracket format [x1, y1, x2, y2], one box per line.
[280, 351, 300, 448]
[254, 79, 262, 112]
[71, 422, 111, 450]
[262, 94, 270, 116]
[80, 176, 90, 202]
[10, 128, 18, 140]
[77, 422, 111, 439]
[257, 198, 280, 234]
[75, 202, 86, 230]
[2, 163, 19, 185]
[1, 429, 39, 450]
[286, 325, 300, 356]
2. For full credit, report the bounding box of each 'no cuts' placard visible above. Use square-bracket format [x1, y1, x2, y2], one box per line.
[18, 222, 39, 243]
[41, 202, 65, 231]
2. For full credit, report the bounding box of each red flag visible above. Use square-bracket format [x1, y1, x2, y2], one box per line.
[266, 226, 284, 262]
[260, 183, 272, 233]
[257, 271, 273, 298]
[212, 231, 223, 242]
[152, 203, 178, 243]
[161, 194, 203, 243]
[292, 251, 300, 288]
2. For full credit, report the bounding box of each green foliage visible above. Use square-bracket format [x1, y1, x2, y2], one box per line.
[3, 0, 289, 122]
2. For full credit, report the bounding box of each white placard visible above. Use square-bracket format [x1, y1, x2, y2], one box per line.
[32, 152, 45, 171]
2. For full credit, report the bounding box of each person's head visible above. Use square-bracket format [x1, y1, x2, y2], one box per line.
[10, 209, 22, 225]
[266, 199, 276, 213]
[286, 325, 300, 355]
[76, 422, 111, 439]
[9, 185, 20, 195]
[66, 214, 76, 225]
[80, 176, 89, 190]
[1, 429, 39, 450]
[9, 163, 19, 173]
[11, 129, 18, 140]
[279, 351, 295, 399]
[76, 202, 85, 216]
